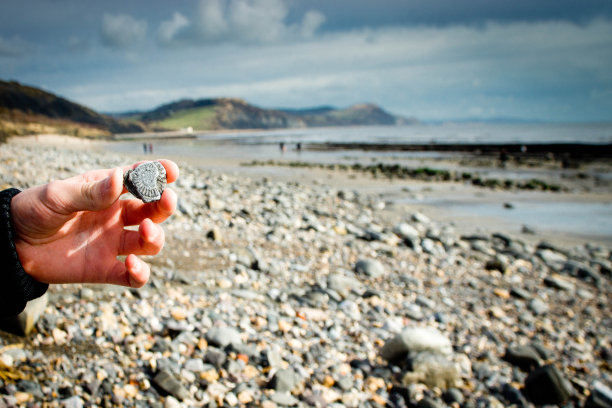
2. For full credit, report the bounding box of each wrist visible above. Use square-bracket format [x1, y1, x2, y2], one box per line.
[0, 188, 48, 315]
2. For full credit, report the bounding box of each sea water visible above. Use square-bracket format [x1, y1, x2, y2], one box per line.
[107, 122, 612, 243]
[111, 122, 612, 163]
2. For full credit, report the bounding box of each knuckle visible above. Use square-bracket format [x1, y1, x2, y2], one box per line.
[41, 181, 68, 212]
[80, 182, 96, 206]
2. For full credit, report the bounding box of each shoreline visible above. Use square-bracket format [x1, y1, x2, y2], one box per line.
[307, 141, 612, 160]
[7, 134, 612, 249]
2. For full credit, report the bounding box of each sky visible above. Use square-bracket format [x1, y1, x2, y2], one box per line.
[1, 0, 612, 122]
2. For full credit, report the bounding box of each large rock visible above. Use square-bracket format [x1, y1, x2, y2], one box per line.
[381, 326, 453, 362]
[522, 365, 572, 405]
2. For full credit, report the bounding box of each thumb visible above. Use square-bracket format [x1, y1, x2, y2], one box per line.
[51, 167, 123, 214]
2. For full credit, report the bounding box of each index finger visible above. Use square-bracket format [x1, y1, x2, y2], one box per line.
[70, 160, 180, 187]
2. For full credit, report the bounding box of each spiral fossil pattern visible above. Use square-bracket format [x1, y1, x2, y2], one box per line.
[123, 161, 167, 203]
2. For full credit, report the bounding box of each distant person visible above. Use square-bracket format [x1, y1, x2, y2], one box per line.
[296, 142, 302, 152]
[149, 143, 154, 154]
[143, 143, 148, 154]
[499, 148, 509, 167]
[280, 142, 286, 153]
[0, 160, 179, 316]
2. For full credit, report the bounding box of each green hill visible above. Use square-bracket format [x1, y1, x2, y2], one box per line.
[127, 98, 410, 131]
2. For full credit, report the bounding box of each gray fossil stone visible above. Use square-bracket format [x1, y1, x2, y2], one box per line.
[123, 161, 167, 203]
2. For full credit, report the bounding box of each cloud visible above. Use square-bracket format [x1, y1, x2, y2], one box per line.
[301, 10, 326, 38]
[55, 17, 612, 121]
[0, 35, 30, 57]
[158, 0, 325, 46]
[196, 0, 229, 39]
[158, 12, 190, 46]
[100, 13, 147, 49]
[67, 36, 90, 53]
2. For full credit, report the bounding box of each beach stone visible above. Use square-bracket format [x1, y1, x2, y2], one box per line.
[529, 298, 549, 315]
[502, 383, 529, 406]
[411, 212, 430, 224]
[537, 249, 567, 271]
[153, 370, 190, 401]
[268, 368, 300, 392]
[417, 397, 444, 408]
[270, 392, 299, 406]
[207, 227, 222, 242]
[18, 380, 43, 400]
[381, 326, 453, 362]
[522, 364, 572, 405]
[327, 273, 361, 299]
[206, 327, 242, 348]
[403, 351, 459, 389]
[442, 388, 464, 405]
[124, 161, 166, 203]
[263, 348, 285, 369]
[564, 260, 602, 283]
[206, 196, 225, 210]
[485, 257, 508, 273]
[510, 287, 531, 300]
[184, 358, 206, 373]
[61, 396, 84, 408]
[79, 288, 95, 301]
[544, 274, 575, 291]
[585, 381, 612, 408]
[393, 223, 421, 247]
[415, 296, 436, 310]
[355, 258, 385, 278]
[164, 396, 181, 408]
[205, 348, 227, 369]
[502, 345, 542, 371]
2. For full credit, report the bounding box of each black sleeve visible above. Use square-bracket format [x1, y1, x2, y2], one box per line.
[0, 188, 49, 316]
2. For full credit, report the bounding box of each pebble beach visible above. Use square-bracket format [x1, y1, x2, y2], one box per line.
[0, 136, 610, 407]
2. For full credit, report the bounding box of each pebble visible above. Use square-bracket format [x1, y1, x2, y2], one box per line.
[153, 370, 190, 401]
[270, 392, 299, 406]
[529, 298, 550, 315]
[382, 326, 453, 362]
[354, 258, 385, 278]
[585, 380, 612, 408]
[269, 368, 301, 392]
[205, 327, 242, 348]
[0, 141, 609, 408]
[503, 345, 542, 371]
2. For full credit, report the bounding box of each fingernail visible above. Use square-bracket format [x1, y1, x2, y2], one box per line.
[103, 168, 120, 196]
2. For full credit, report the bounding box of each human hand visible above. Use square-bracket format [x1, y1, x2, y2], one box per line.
[10, 160, 179, 288]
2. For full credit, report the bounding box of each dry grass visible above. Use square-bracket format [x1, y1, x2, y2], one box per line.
[0, 109, 111, 142]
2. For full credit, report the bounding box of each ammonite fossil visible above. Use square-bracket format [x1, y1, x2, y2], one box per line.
[123, 161, 167, 203]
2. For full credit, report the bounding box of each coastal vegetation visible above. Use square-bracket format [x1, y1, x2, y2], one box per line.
[0, 80, 145, 141]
